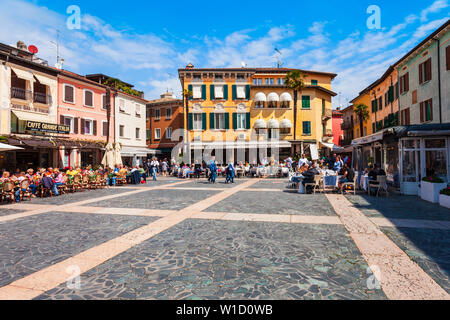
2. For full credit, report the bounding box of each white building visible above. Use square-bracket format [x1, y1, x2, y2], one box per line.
[114, 91, 156, 166]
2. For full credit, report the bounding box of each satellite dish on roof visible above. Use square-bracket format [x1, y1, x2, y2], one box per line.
[28, 45, 38, 54]
[241, 61, 247, 68]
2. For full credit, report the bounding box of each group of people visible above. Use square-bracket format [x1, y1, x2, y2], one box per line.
[290, 153, 355, 194]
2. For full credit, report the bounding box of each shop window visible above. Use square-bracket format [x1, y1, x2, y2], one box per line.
[425, 150, 447, 180]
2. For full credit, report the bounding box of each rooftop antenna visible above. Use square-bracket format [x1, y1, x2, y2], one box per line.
[50, 30, 64, 69]
[274, 48, 283, 68]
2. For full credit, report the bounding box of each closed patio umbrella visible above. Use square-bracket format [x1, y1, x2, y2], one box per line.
[0, 143, 24, 152]
[101, 142, 115, 168]
[113, 143, 123, 166]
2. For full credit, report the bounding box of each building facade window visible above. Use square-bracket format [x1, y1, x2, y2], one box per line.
[193, 113, 202, 130]
[83, 119, 93, 135]
[311, 80, 318, 86]
[62, 116, 74, 133]
[302, 121, 311, 135]
[84, 90, 94, 107]
[102, 121, 108, 136]
[119, 125, 125, 138]
[154, 128, 161, 140]
[119, 99, 125, 112]
[302, 96, 311, 109]
[419, 58, 432, 84]
[135, 104, 141, 117]
[400, 73, 409, 94]
[192, 85, 202, 99]
[420, 99, 433, 122]
[277, 78, 284, 85]
[166, 108, 172, 119]
[214, 113, 226, 130]
[154, 109, 160, 120]
[63, 84, 75, 103]
[136, 128, 140, 139]
[236, 113, 246, 130]
[166, 127, 172, 139]
[102, 94, 107, 109]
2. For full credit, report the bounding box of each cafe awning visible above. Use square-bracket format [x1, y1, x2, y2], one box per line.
[11, 67, 34, 82]
[34, 73, 54, 87]
[12, 110, 53, 124]
[121, 146, 159, 157]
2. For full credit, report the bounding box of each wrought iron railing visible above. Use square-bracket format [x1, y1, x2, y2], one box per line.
[33, 92, 52, 105]
[11, 87, 32, 100]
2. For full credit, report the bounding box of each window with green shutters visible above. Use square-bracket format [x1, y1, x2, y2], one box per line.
[388, 86, 394, 103]
[210, 85, 215, 100]
[232, 113, 237, 130]
[246, 112, 250, 129]
[232, 85, 237, 100]
[245, 85, 250, 100]
[224, 112, 230, 129]
[378, 97, 382, 110]
[201, 85, 206, 100]
[210, 113, 215, 130]
[188, 113, 193, 130]
[188, 85, 193, 100]
[302, 96, 310, 109]
[202, 113, 207, 130]
[224, 85, 228, 100]
[311, 80, 318, 86]
[302, 121, 311, 135]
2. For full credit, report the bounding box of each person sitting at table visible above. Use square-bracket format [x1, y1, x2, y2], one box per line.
[194, 160, 202, 179]
[25, 168, 38, 197]
[302, 162, 320, 194]
[298, 154, 310, 168]
[333, 155, 344, 172]
[338, 163, 355, 193]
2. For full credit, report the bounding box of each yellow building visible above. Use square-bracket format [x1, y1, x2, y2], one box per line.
[250, 68, 337, 158]
[349, 90, 372, 139]
[178, 65, 337, 164]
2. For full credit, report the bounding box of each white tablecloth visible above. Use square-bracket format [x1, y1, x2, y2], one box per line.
[360, 175, 369, 191]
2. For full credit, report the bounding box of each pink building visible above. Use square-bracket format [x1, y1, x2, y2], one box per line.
[332, 109, 343, 146]
[57, 70, 114, 168]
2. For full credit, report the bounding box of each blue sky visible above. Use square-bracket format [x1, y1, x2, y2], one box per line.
[1, 0, 449, 107]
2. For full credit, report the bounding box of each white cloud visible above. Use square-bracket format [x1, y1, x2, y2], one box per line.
[420, 0, 449, 22]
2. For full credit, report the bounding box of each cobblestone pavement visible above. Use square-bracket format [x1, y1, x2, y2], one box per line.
[0, 177, 448, 300]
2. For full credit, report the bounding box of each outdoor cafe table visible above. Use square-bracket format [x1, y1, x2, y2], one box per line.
[291, 175, 305, 194]
[360, 175, 369, 191]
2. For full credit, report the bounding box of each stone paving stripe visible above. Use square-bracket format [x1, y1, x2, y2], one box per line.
[0, 180, 192, 224]
[371, 217, 450, 230]
[0, 179, 260, 300]
[244, 188, 284, 192]
[326, 194, 449, 300]
[163, 187, 227, 191]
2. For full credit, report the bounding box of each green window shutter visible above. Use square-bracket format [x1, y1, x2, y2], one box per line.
[232, 85, 237, 100]
[303, 121, 311, 134]
[188, 85, 193, 100]
[223, 85, 228, 100]
[201, 85, 206, 100]
[311, 80, 318, 86]
[246, 112, 250, 129]
[188, 113, 193, 130]
[202, 113, 207, 130]
[245, 85, 250, 100]
[232, 113, 237, 130]
[210, 85, 215, 100]
[225, 113, 230, 129]
[210, 113, 215, 129]
[302, 96, 310, 108]
[374, 99, 378, 111]
[371, 101, 375, 112]
[389, 86, 394, 103]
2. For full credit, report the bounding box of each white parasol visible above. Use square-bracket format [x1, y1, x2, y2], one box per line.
[101, 142, 115, 168]
[113, 143, 123, 166]
[0, 142, 24, 152]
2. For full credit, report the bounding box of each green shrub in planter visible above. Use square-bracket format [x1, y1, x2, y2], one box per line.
[440, 187, 450, 196]
[422, 176, 444, 183]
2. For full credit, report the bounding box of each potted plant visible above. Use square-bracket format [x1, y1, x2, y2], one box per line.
[439, 187, 450, 209]
[420, 176, 447, 203]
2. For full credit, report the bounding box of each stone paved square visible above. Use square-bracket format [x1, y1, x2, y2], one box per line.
[0, 178, 448, 300]
[0, 211, 156, 287]
[36, 219, 386, 300]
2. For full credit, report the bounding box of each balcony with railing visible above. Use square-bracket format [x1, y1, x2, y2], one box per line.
[11, 87, 32, 101]
[33, 92, 52, 105]
[321, 108, 332, 122]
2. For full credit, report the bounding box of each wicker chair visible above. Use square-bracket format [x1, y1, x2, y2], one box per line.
[20, 179, 31, 201]
[73, 174, 82, 192]
[115, 173, 127, 186]
[304, 175, 323, 194]
[1, 181, 15, 204]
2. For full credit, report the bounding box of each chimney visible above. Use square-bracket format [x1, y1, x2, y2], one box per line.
[16, 41, 27, 51]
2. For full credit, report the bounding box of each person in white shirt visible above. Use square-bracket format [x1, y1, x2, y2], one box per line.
[298, 154, 310, 167]
[150, 157, 159, 181]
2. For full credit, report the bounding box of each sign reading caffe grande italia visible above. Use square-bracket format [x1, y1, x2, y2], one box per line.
[25, 121, 70, 134]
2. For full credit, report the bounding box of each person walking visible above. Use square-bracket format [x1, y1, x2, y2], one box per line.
[150, 157, 159, 181]
[225, 162, 235, 184]
[208, 158, 217, 183]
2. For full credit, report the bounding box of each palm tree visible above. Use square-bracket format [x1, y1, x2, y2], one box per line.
[353, 103, 369, 138]
[284, 70, 307, 141]
[182, 88, 193, 160]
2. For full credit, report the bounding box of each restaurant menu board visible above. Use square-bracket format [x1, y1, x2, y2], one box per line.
[25, 121, 70, 134]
